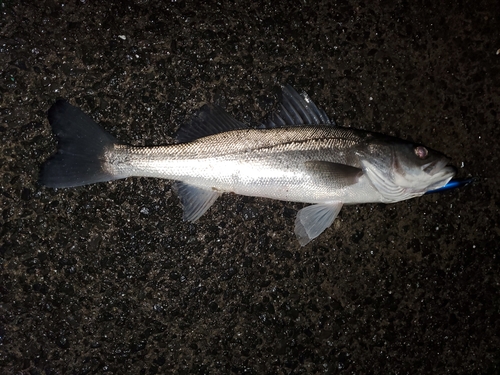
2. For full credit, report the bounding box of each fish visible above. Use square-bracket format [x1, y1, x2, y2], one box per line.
[40, 85, 456, 245]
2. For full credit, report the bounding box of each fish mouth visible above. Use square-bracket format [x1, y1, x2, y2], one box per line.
[422, 157, 456, 190]
[422, 157, 451, 175]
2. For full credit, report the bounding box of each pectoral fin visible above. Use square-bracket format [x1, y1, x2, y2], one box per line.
[295, 202, 343, 246]
[173, 182, 221, 222]
[304, 161, 362, 188]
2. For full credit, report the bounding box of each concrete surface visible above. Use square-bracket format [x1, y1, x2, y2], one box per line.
[1, 0, 499, 373]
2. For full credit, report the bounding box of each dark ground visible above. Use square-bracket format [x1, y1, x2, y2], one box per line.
[1, 0, 499, 374]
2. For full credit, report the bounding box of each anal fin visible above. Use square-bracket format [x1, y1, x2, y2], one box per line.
[295, 202, 343, 246]
[173, 182, 221, 222]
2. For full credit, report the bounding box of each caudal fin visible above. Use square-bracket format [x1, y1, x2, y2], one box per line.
[40, 100, 121, 188]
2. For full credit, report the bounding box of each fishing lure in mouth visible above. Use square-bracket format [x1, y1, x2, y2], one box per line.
[425, 178, 474, 195]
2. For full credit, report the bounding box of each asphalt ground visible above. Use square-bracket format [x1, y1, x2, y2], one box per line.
[1, 1, 499, 373]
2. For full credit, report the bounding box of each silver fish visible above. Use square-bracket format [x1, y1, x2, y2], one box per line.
[40, 85, 455, 245]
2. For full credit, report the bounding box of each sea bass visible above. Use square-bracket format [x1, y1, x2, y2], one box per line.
[40, 85, 455, 245]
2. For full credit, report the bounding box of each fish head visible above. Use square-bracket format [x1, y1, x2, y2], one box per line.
[392, 142, 456, 190]
[359, 138, 456, 203]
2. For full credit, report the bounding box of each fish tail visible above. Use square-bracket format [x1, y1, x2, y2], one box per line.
[40, 100, 122, 188]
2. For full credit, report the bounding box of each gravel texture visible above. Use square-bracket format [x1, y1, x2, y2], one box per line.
[1, 0, 499, 374]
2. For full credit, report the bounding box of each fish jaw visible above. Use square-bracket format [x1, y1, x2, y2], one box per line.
[390, 158, 456, 197]
[420, 164, 456, 191]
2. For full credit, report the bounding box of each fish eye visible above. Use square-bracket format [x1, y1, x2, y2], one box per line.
[414, 146, 428, 159]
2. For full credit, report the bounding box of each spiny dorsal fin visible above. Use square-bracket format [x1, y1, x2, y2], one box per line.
[263, 84, 334, 128]
[175, 104, 247, 143]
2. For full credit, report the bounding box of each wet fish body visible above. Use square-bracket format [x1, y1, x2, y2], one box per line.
[112, 127, 391, 204]
[40, 85, 455, 245]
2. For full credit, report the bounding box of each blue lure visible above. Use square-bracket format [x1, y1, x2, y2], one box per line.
[425, 178, 474, 195]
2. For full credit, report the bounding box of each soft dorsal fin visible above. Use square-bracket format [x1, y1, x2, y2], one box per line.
[175, 104, 247, 143]
[263, 84, 334, 128]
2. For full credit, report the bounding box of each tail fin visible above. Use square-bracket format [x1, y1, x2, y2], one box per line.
[40, 100, 121, 188]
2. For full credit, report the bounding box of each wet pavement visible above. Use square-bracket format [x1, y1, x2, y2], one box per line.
[1, 0, 499, 373]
